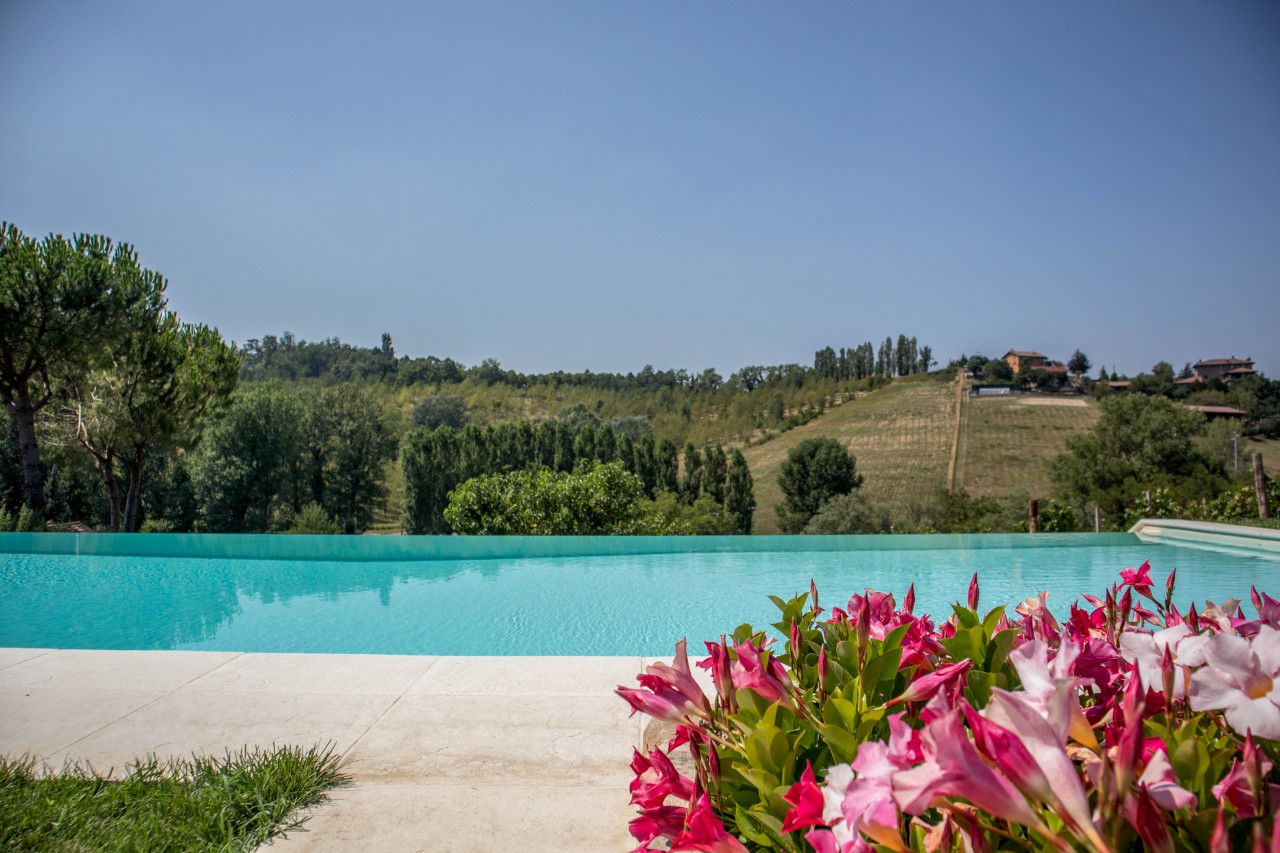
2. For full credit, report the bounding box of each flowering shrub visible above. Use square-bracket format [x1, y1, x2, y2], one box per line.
[617, 564, 1280, 852]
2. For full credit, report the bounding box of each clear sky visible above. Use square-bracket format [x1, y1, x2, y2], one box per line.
[3, 1, 1278, 378]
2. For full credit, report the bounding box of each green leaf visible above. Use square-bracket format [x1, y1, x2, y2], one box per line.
[734, 805, 775, 846]
[745, 725, 788, 776]
[982, 605, 1008, 635]
[965, 670, 995, 707]
[951, 604, 981, 629]
[986, 627, 1017, 674]
[819, 722, 860, 758]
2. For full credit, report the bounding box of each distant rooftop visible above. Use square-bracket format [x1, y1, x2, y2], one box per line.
[1194, 357, 1253, 367]
[1186, 405, 1247, 416]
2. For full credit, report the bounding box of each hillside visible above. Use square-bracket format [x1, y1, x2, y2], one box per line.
[742, 376, 957, 532]
[954, 393, 1101, 499]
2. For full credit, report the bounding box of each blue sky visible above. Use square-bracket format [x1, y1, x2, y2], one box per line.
[3, 1, 1278, 377]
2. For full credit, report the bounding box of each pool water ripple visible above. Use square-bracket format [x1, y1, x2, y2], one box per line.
[3, 538, 1278, 655]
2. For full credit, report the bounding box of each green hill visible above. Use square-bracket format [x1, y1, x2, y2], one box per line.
[741, 376, 957, 532]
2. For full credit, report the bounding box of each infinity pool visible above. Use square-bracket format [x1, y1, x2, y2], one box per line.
[2, 533, 1277, 655]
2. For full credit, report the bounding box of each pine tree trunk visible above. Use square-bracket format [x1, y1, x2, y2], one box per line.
[92, 453, 122, 532]
[9, 397, 47, 510]
[122, 446, 146, 532]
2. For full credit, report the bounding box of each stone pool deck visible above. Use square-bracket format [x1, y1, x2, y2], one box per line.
[0, 648, 653, 851]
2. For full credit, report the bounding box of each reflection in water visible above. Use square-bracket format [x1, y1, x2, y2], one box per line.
[2, 542, 1277, 655]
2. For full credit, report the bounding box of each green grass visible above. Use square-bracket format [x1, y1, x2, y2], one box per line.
[955, 394, 1101, 500]
[0, 744, 347, 852]
[742, 376, 956, 532]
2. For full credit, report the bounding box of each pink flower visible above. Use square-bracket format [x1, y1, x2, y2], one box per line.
[618, 639, 711, 726]
[697, 636, 735, 708]
[731, 639, 796, 708]
[1120, 560, 1154, 599]
[1212, 733, 1274, 817]
[804, 828, 874, 853]
[629, 747, 695, 811]
[979, 690, 1101, 847]
[967, 572, 980, 610]
[781, 763, 827, 833]
[1189, 625, 1280, 740]
[671, 794, 749, 853]
[1137, 749, 1196, 812]
[888, 659, 972, 707]
[892, 698, 1043, 829]
[1005, 640, 1096, 748]
[1119, 623, 1210, 697]
[630, 806, 686, 847]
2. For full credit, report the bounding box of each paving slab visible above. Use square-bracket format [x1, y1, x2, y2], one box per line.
[49, 689, 399, 770]
[0, 647, 53, 671]
[408, 655, 641, 697]
[0, 650, 649, 851]
[265, 783, 635, 853]
[186, 652, 439, 696]
[343, 693, 636, 786]
[0, 648, 239, 691]
[1, 687, 168, 759]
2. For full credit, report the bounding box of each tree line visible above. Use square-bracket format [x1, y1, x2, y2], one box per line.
[402, 411, 754, 535]
[813, 335, 934, 382]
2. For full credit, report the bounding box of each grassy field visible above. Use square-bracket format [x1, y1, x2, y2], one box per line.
[954, 394, 1100, 500]
[743, 376, 956, 533]
[1238, 434, 1279, 478]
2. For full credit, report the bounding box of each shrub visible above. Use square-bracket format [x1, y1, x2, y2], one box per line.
[14, 505, 43, 532]
[410, 395, 469, 431]
[444, 461, 652, 534]
[286, 503, 341, 535]
[802, 492, 890, 534]
[619, 565, 1280, 852]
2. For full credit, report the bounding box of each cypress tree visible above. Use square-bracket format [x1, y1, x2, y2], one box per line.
[656, 438, 679, 493]
[573, 425, 596, 465]
[595, 423, 617, 462]
[682, 442, 703, 503]
[616, 433, 636, 476]
[704, 445, 728, 504]
[726, 449, 755, 535]
[634, 433, 658, 496]
[554, 420, 576, 472]
[534, 421, 557, 469]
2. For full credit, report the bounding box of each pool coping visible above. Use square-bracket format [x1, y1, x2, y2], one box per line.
[1129, 518, 1280, 555]
[0, 530, 1139, 562]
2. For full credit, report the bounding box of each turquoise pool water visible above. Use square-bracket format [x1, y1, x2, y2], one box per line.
[2, 533, 1278, 655]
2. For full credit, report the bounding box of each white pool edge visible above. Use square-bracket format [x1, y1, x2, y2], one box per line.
[1129, 518, 1280, 555]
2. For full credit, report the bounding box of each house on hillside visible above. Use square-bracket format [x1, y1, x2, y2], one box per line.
[1003, 350, 1047, 375]
[1186, 404, 1247, 421]
[1191, 357, 1256, 384]
[1031, 364, 1070, 388]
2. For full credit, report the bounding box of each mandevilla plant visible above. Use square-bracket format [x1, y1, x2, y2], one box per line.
[617, 564, 1280, 852]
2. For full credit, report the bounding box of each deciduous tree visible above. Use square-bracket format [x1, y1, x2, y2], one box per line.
[776, 437, 863, 533]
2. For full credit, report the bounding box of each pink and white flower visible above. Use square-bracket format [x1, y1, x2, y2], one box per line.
[1189, 625, 1280, 740]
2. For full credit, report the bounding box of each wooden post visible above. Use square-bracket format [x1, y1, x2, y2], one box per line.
[1094, 505, 1101, 533]
[1029, 499, 1039, 534]
[1255, 453, 1271, 520]
[1144, 490, 1152, 511]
